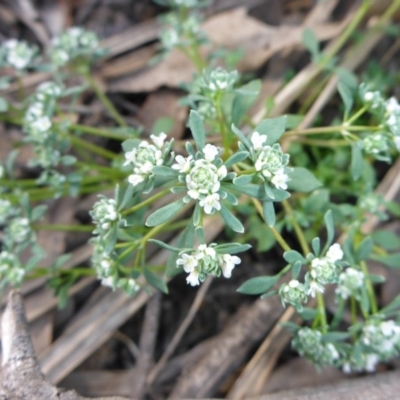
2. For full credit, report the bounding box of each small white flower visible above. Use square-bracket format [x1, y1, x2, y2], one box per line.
[307, 280, 325, 297]
[203, 144, 219, 162]
[128, 174, 145, 186]
[217, 165, 227, 179]
[289, 279, 300, 288]
[386, 97, 400, 113]
[251, 131, 267, 150]
[199, 193, 221, 214]
[177, 253, 199, 273]
[326, 243, 343, 262]
[101, 277, 115, 289]
[271, 168, 289, 190]
[172, 154, 193, 173]
[186, 269, 200, 286]
[364, 92, 374, 101]
[221, 254, 241, 278]
[150, 132, 167, 149]
[365, 354, 379, 372]
[31, 116, 52, 132]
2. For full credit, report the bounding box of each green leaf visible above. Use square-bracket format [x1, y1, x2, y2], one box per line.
[351, 142, 363, 181]
[143, 268, 168, 294]
[302, 28, 319, 58]
[193, 202, 201, 226]
[225, 182, 264, 200]
[166, 223, 195, 277]
[151, 166, 178, 179]
[215, 243, 251, 254]
[298, 307, 318, 321]
[312, 237, 320, 256]
[237, 275, 279, 295]
[233, 174, 253, 186]
[148, 239, 180, 253]
[231, 124, 251, 148]
[152, 116, 174, 135]
[121, 138, 141, 152]
[119, 184, 135, 210]
[145, 198, 185, 227]
[231, 79, 261, 126]
[321, 332, 351, 343]
[224, 151, 249, 168]
[367, 274, 386, 283]
[381, 293, 400, 315]
[220, 205, 244, 233]
[338, 81, 353, 116]
[262, 201, 275, 227]
[287, 167, 322, 193]
[284, 250, 306, 264]
[372, 230, 400, 251]
[254, 116, 287, 145]
[291, 260, 302, 279]
[371, 253, 400, 268]
[189, 110, 206, 150]
[324, 210, 334, 249]
[356, 236, 373, 261]
[30, 205, 48, 222]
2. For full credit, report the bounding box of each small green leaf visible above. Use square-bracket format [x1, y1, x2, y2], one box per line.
[298, 307, 318, 321]
[148, 239, 180, 253]
[371, 253, 400, 268]
[119, 184, 135, 210]
[145, 198, 185, 227]
[225, 182, 264, 200]
[356, 236, 373, 261]
[291, 260, 302, 279]
[284, 250, 306, 264]
[254, 116, 287, 145]
[367, 274, 386, 283]
[262, 201, 275, 227]
[189, 110, 206, 150]
[151, 166, 179, 179]
[351, 142, 363, 181]
[338, 81, 354, 117]
[231, 124, 251, 148]
[324, 210, 334, 249]
[193, 202, 201, 226]
[237, 275, 279, 295]
[30, 205, 48, 222]
[143, 268, 168, 294]
[122, 138, 141, 152]
[224, 151, 249, 168]
[302, 28, 319, 58]
[371, 230, 400, 251]
[215, 243, 251, 254]
[152, 116, 174, 135]
[220, 205, 244, 233]
[287, 167, 322, 193]
[231, 79, 261, 126]
[321, 332, 351, 343]
[312, 237, 320, 256]
[232, 174, 253, 186]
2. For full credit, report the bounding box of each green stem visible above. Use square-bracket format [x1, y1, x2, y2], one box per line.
[215, 92, 231, 158]
[317, 292, 328, 333]
[70, 123, 132, 140]
[84, 73, 127, 127]
[33, 224, 94, 232]
[121, 188, 172, 216]
[69, 134, 117, 159]
[360, 260, 378, 315]
[295, 138, 349, 147]
[346, 106, 368, 125]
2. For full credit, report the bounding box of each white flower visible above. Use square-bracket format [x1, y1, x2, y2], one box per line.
[386, 97, 400, 113]
[307, 280, 325, 297]
[150, 132, 167, 149]
[365, 354, 380, 372]
[199, 193, 221, 214]
[251, 131, 267, 150]
[394, 136, 400, 151]
[364, 92, 374, 101]
[217, 165, 227, 179]
[172, 154, 193, 173]
[177, 253, 198, 273]
[196, 244, 217, 260]
[186, 269, 200, 286]
[203, 144, 219, 162]
[101, 277, 115, 289]
[380, 320, 400, 337]
[221, 254, 241, 278]
[271, 168, 289, 190]
[186, 159, 221, 200]
[31, 116, 52, 132]
[326, 243, 343, 262]
[128, 174, 145, 186]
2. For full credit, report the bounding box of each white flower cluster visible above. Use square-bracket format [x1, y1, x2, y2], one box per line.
[342, 319, 400, 373]
[279, 279, 307, 310]
[0, 39, 37, 70]
[251, 131, 290, 190]
[292, 327, 340, 368]
[0, 197, 15, 225]
[198, 67, 239, 93]
[124, 133, 170, 186]
[173, 144, 227, 214]
[49, 27, 101, 67]
[91, 238, 139, 295]
[177, 243, 240, 286]
[4, 217, 32, 247]
[90, 197, 120, 234]
[0, 251, 25, 286]
[358, 192, 388, 221]
[307, 243, 343, 297]
[335, 267, 364, 300]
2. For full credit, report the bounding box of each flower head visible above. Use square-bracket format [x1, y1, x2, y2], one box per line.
[251, 131, 267, 150]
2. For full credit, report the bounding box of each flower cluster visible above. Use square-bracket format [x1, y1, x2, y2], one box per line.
[197, 67, 239, 94]
[0, 39, 37, 71]
[176, 243, 241, 286]
[173, 144, 227, 214]
[307, 243, 344, 297]
[250, 131, 290, 190]
[49, 27, 102, 68]
[159, 13, 205, 52]
[0, 251, 25, 287]
[90, 237, 140, 295]
[359, 84, 400, 158]
[358, 192, 388, 221]
[292, 327, 340, 368]
[124, 133, 172, 187]
[90, 196, 120, 235]
[279, 279, 308, 310]
[335, 267, 364, 300]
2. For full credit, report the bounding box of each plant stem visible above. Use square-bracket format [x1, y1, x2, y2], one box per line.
[360, 260, 378, 315]
[69, 134, 117, 159]
[70, 123, 133, 140]
[84, 72, 127, 127]
[121, 188, 172, 216]
[33, 224, 94, 232]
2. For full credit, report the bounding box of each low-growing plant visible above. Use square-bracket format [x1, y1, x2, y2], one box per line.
[1, 0, 400, 374]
